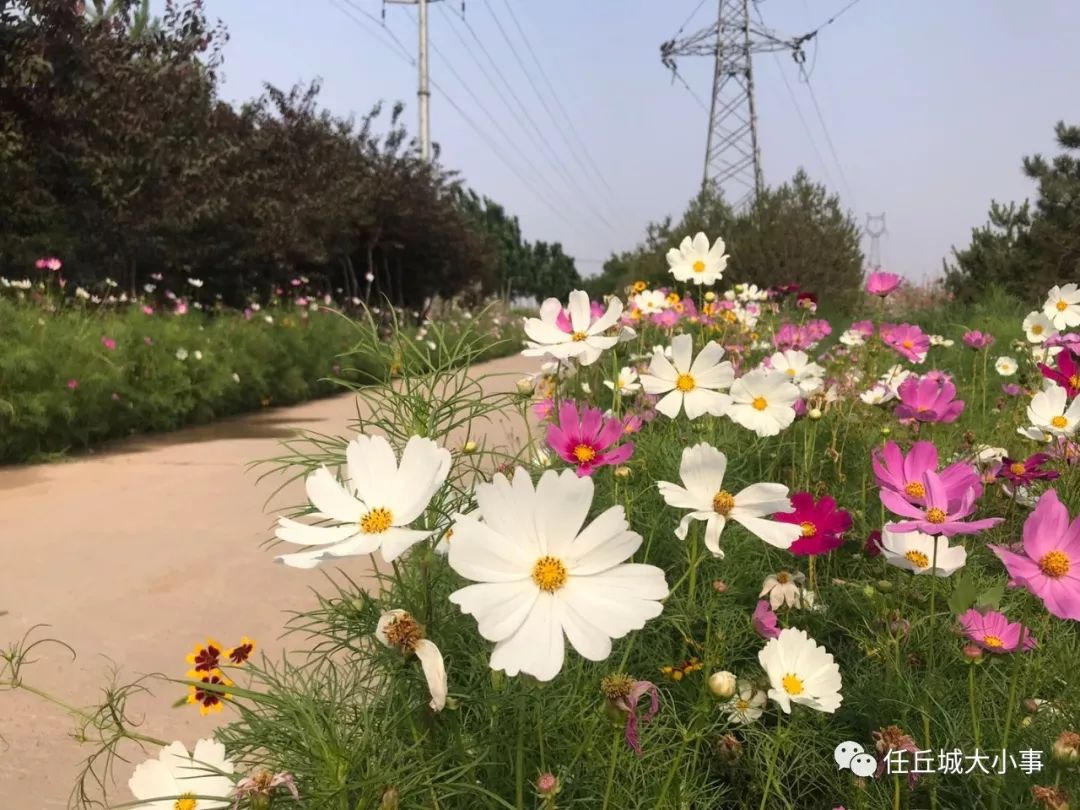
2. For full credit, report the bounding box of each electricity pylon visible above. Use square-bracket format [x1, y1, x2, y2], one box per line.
[865, 212, 887, 270]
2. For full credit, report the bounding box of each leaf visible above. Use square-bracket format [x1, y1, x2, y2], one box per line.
[975, 583, 1005, 610]
[948, 574, 978, 615]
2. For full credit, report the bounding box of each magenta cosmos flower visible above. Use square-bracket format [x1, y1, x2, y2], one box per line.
[774, 491, 852, 555]
[752, 599, 781, 639]
[882, 471, 1002, 536]
[958, 608, 1036, 654]
[881, 323, 929, 363]
[1000, 454, 1060, 486]
[872, 441, 981, 504]
[1039, 347, 1080, 398]
[962, 330, 995, 350]
[546, 400, 633, 477]
[990, 489, 1080, 621]
[866, 270, 902, 296]
[894, 376, 964, 423]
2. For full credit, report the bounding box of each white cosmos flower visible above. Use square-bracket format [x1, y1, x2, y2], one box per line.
[666, 232, 729, 286]
[879, 364, 913, 394]
[929, 334, 954, 347]
[522, 290, 622, 367]
[447, 468, 668, 682]
[859, 384, 893, 406]
[724, 680, 767, 724]
[274, 435, 451, 568]
[188, 277, 204, 288]
[375, 609, 448, 711]
[175, 348, 188, 361]
[1026, 384, 1080, 438]
[639, 334, 734, 419]
[759, 571, 812, 610]
[657, 443, 799, 557]
[995, 356, 1018, 376]
[128, 738, 233, 809]
[1023, 311, 1057, 343]
[726, 370, 800, 437]
[879, 527, 967, 576]
[766, 350, 825, 396]
[759, 628, 843, 714]
[839, 330, 866, 347]
[633, 290, 668, 315]
[1043, 283, 1080, 329]
[603, 366, 641, 395]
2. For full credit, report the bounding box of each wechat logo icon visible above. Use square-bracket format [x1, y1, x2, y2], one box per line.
[835, 741, 877, 778]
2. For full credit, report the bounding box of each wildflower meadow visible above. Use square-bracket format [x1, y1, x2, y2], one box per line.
[5, 235, 1080, 810]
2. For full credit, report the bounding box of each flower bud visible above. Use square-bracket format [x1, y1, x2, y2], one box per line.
[876, 579, 894, 593]
[536, 772, 560, 797]
[1052, 731, 1080, 763]
[712, 580, 728, 593]
[704, 291, 716, 302]
[614, 465, 631, 478]
[379, 787, 400, 810]
[880, 426, 892, 437]
[516, 377, 536, 395]
[962, 644, 984, 663]
[1023, 698, 1043, 715]
[707, 671, 737, 699]
[462, 440, 478, 454]
[861, 585, 876, 598]
[808, 407, 823, 420]
[715, 732, 742, 762]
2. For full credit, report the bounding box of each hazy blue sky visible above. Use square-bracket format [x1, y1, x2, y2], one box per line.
[184, 0, 1080, 281]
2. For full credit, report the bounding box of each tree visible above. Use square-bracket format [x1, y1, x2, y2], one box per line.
[946, 121, 1080, 302]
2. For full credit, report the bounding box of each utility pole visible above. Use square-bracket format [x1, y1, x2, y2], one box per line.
[661, 0, 810, 208]
[385, 0, 442, 161]
[865, 213, 887, 269]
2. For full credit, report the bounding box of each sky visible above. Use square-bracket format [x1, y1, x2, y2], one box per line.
[176, 0, 1080, 282]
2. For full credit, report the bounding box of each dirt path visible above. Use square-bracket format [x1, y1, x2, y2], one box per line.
[0, 355, 537, 809]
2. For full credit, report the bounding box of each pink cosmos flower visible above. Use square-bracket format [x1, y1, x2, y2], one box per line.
[1000, 454, 1060, 486]
[958, 608, 1036, 654]
[296, 296, 309, 307]
[894, 376, 964, 423]
[883, 471, 1003, 536]
[142, 305, 154, 315]
[143, 336, 153, 345]
[851, 320, 874, 338]
[1002, 383, 1022, 397]
[66, 379, 78, 390]
[752, 600, 781, 639]
[872, 441, 980, 504]
[1039, 348, 1080, 398]
[546, 401, 633, 477]
[614, 680, 659, 756]
[532, 397, 555, 421]
[881, 323, 929, 363]
[621, 413, 644, 434]
[775, 491, 852, 555]
[35, 257, 63, 271]
[101, 336, 116, 350]
[290, 278, 303, 286]
[652, 309, 680, 329]
[990, 489, 1080, 621]
[962, 330, 995, 350]
[175, 300, 188, 316]
[866, 270, 902, 296]
[554, 300, 607, 333]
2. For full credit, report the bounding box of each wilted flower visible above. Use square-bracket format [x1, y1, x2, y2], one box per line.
[232, 770, 299, 807]
[760, 571, 812, 609]
[872, 725, 921, 785]
[1031, 785, 1070, 810]
[601, 673, 660, 755]
[376, 610, 447, 711]
[1052, 731, 1080, 763]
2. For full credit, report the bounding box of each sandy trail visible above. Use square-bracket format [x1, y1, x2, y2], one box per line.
[0, 354, 537, 809]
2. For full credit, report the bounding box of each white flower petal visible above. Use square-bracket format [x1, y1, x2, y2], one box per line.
[414, 639, 448, 711]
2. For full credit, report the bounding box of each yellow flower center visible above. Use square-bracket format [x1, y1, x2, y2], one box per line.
[784, 368, 797, 376]
[752, 396, 768, 411]
[1009, 462, 1027, 476]
[1039, 550, 1070, 578]
[693, 260, 706, 273]
[383, 614, 424, 652]
[800, 521, 817, 537]
[571, 331, 587, 342]
[573, 444, 597, 463]
[926, 507, 947, 524]
[724, 310, 738, 323]
[782, 674, 804, 695]
[735, 698, 750, 710]
[175, 796, 198, 810]
[532, 556, 568, 592]
[983, 635, 1004, 648]
[675, 373, 696, 392]
[901, 339, 914, 349]
[1057, 299, 1069, 312]
[776, 571, 791, 584]
[360, 507, 394, 534]
[904, 481, 926, 498]
[1051, 415, 1068, 429]
[1032, 325, 1044, 334]
[904, 550, 930, 569]
[1071, 374, 1080, 389]
[712, 490, 735, 516]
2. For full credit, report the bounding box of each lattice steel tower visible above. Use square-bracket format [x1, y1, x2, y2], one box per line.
[661, 0, 803, 207]
[865, 212, 887, 270]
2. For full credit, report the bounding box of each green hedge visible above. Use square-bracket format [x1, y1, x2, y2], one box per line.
[0, 299, 519, 463]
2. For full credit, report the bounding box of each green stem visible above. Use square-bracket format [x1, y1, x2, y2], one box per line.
[968, 665, 981, 748]
[1000, 655, 1023, 752]
[659, 737, 687, 804]
[758, 717, 784, 810]
[922, 711, 938, 810]
[892, 774, 901, 810]
[600, 727, 621, 810]
[515, 693, 526, 810]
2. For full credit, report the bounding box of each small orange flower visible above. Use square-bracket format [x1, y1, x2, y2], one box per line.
[227, 636, 256, 666]
[187, 668, 233, 716]
[185, 639, 223, 672]
[659, 656, 703, 681]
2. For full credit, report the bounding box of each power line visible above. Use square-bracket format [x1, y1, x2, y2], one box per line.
[497, 0, 617, 200]
[325, 0, 596, 239]
[480, 0, 618, 231]
[798, 66, 857, 209]
[335, 0, 415, 64]
[675, 0, 711, 37]
[438, 4, 616, 233]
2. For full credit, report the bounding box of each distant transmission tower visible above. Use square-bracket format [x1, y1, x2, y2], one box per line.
[661, 0, 800, 207]
[865, 212, 887, 269]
